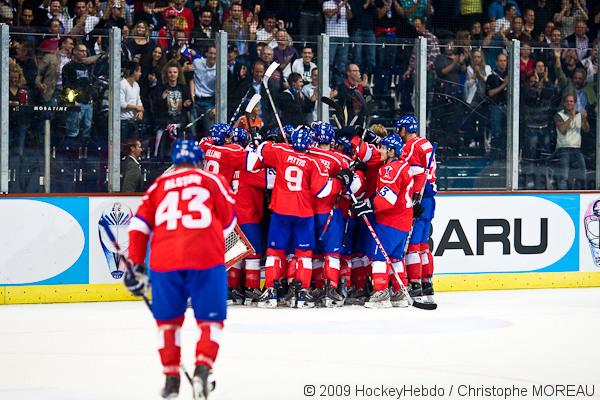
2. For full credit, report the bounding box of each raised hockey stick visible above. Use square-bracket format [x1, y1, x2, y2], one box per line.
[321, 96, 345, 128]
[262, 62, 288, 144]
[229, 86, 253, 125]
[348, 194, 437, 311]
[242, 93, 262, 143]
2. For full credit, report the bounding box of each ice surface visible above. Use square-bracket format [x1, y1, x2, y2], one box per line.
[1, 288, 599, 400]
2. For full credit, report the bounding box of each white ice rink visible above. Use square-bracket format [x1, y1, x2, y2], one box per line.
[1, 288, 599, 400]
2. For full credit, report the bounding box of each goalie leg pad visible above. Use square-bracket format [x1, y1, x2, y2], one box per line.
[195, 321, 224, 369]
[157, 316, 184, 376]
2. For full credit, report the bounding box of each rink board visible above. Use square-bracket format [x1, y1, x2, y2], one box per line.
[1, 193, 600, 304]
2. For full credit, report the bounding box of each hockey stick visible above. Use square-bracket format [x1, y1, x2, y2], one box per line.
[229, 86, 253, 125]
[321, 96, 345, 127]
[242, 94, 262, 145]
[349, 194, 436, 311]
[262, 62, 288, 144]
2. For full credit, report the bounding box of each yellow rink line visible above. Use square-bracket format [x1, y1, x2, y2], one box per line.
[1, 272, 600, 304]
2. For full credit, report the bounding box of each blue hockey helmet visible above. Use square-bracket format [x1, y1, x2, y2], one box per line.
[209, 123, 232, 145]
[232, 127, 249, 146]
[395, 115, 419, 134]
[171, 139, 203, 165]
[380, 134, 404, 156]
[282, 124, 295, 139]
[312, 121, 335, 144]
[335, 135, 353, 156]
[291, 125, 314, 151]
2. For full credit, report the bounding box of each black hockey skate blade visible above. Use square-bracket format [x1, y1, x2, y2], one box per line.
[412, 301, 438, 310]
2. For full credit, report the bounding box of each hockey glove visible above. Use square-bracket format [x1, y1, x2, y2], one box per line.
[124, 264, 149, 297]
[351, 199, 373, 218]
[350, 160, 366, 172]
[413, 203, 425, 218]
[363, 129, 381, 145]
[335, 168, 353, 188]
[412, 192, 422, 205]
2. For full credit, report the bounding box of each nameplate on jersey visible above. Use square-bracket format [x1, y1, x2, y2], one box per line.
[164, 174, 202, 191]
[206, 149, 222, 159]
[286, 155, 306, 167]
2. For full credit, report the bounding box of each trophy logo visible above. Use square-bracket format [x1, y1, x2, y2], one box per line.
[98, 203, 133, 279]
[583, 199, 600, 268]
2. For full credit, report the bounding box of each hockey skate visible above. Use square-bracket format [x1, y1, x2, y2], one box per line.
[244, 287, 262, 306]
[408, 281, 423, 301]
[227, 288, 245, 305]
[345, 287, 368, 306]
[364, 289, 392, 308]
[310, 287, 325, 307]
[192, 364, 213, 400]
[390, 289, 410, 308]
[323, 283, 345, 308]
[296, 288, 316, 309]
[280, 284, 297, 308]
[160, 375, 180, 399]
[337, 278, 349, 300]
[421, 280, 436, 304]
[257, 287, 278, 308]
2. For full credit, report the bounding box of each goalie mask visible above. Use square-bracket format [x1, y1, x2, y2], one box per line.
[584, 199, 600, 268]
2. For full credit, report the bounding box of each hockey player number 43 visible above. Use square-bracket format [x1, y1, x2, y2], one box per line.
[285, 166, 303, 191]
[156, 187, 212, 230]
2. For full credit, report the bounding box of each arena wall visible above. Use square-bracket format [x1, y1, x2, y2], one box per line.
[1, 193, 600, 304]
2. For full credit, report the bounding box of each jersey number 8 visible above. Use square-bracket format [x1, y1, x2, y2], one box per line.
[156, 187, 212, 230]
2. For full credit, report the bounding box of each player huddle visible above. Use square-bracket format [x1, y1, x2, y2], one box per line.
[205, 115, 437, 310]
[122, 115, 437, 399]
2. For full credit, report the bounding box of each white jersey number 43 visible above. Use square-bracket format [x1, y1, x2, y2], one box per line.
[156, 187, 212, 230]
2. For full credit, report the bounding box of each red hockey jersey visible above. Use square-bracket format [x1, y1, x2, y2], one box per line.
[236, 168, 274, 225]
[199, 139, 246, 188]
[128, 168, 236, 271]
[252, 142, 331, 217]
[401, 136, 433, 195]
[373, 158, 414, 231]
[308, 147, 348, 214]
[351, 136, 383, 198]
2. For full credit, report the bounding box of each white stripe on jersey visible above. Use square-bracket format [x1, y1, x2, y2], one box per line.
[129, 216, 152, 235]
[197, 169, 236, 204]
[316, 178, 334, 198]
[380, 162, 409, 185]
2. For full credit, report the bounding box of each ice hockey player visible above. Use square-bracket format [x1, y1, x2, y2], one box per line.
[249, 125, 339, 308]
[396, 115, 435, 302]
[308, 121, 350, 307]
[126, 139, 235, 399]
[351, 134, 413, 308]
[200, 123, 246, 187]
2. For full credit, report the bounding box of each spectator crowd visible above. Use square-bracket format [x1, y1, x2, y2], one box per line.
[1, 0, 599, 191]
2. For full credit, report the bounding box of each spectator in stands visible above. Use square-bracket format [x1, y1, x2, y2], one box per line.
[65, 0, 99, 35]
[520, 42, 535, 78]
[35, 39, 60, 106]
[404, 17, 439, 92]
[482, 20, 509, 66]
[120, 62, 144, 139]
[283, 47, 315, 84]
[297, 0, 323, 44]
[0, 2, 13, 25]
[301, 67, 322, 125]
[13, 41, 37, 92]
[163, 0, 195, 36]
[152, 60, 192, 158]
[495, 4, 517, 33]
[561, 48, 585, 79]
[223, 3, 252, 57]
[470, 20, 484, 43]
[589, 3, 600, 40]
[581, 39, 598, 82]
[191, 45, 217, 134]
[553, 48, 597, 112]
[141, 45, 166, 111]
[486, 52, 509, 157]
[400, 0, 433, 25]
[259, 47, 283, 92]
[8, 63, 29, 157]
[256, 12, 279, 49]
[508, 16, 531, 41]
[95, 1, 126, 30]
[349, 0, 376, 76]
[47, 0, 67, 28]
[55, 36, 73, 93]
[62, 43, 95, 141]
[564, 19, 591, 61]
[127, 21, 154, 63]
[521, 59, 559, 188]
[235, 102, 263, 133]
[120, 137, 144, 192]
[273, 30, 298, 72]
[189, 8, 217, 53]
[554, 94, 589, 189]
[374, 0, 403, 75]
[538, 20, 555, 44]
[205, 0, 224, 26]
[231, 60, 275, 128]
[278, 72, 314, 126]
[464, 48, 492, 148]
[323, 0, 352, 87]
[47, 18, 64, 35]
[336, 63, 372, 126]
[158, 9, 182, 56]
[488, 0, 520, 21]
[531, 0, 556, 39]
[523, 8, 536, 39]
[554, 0, 588, 39]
